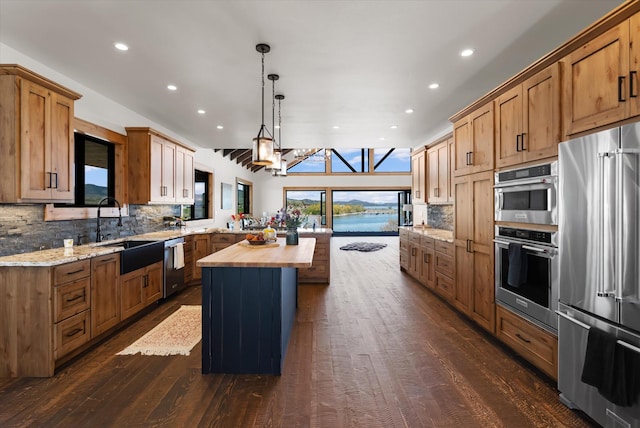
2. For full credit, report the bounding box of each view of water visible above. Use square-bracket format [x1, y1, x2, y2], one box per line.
[332, 211, 397, 232]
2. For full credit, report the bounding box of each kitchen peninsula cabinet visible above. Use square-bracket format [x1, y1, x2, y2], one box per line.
[495, 63, 560, 168]
[427, 137, 452, 204]
[91, 253, 120, 337]
[453, 171, 495, 333]
[399, 228, 453, 294]
[120, 261, 163, 321]
[453, 102, 494, 177]
[561, 12, 640, 137]
[411, 147, 426, 204]
[0, 65, 81, 203]
[125, 127, 196, 205]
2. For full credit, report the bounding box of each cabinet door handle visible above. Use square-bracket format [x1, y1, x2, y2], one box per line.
[65, 293, 85, 303]
[97, 257, 115, 263]
[516, 134, 521, 152]
[47, 172, 53, 189]
[53, 172, 58, 189]
[423, 253, 430, 263]
[521, 133, 526, 151]
[415, 190, 420, 198]
[66, 268, 85, 275]
[619, 76, 626, 102]
[65, 328, 83, 338]
[411, 247, 416, 256]
[466, 239, 472, 253]
[183, 189, 188, 198]
[631, 71, 638, 98]
[516, 333, 531, 344]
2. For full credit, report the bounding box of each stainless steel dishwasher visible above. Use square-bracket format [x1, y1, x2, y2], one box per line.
[164, 237, 185, 298]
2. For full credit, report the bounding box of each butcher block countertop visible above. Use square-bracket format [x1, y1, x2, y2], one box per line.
[197, 237, 315, 268]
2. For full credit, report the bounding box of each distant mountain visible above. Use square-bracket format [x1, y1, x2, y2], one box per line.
[287, 197, 391, 207]
[85, 184, 108, 204]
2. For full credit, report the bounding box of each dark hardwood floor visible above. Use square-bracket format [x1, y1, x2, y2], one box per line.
[0, 237, 595, 427]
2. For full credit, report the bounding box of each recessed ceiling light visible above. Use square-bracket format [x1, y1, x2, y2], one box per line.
[275, 125, 280, 129]
[390, 125, 398, 129]
[460, 49, 474, 57]
[197, 109, 206, 115]
[167, 84, 177, 91]
[216, 125, 224, 130]
[405, 108, 414, 114]
[114, 42, 129, 51]
[429, 83, 440, 89]
[333, 125, 340, 129]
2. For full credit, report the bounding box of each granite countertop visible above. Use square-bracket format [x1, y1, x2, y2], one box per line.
[402, 226, 454, 243]
[0, 227, 334, 267]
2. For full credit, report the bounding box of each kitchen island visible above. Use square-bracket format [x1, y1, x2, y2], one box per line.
[196, 237, 315, 375]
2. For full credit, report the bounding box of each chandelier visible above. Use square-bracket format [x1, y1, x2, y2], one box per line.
[293, 148, 331, 163]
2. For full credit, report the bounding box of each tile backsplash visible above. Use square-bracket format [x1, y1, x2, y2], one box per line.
[413, 204, 453, 231]
[0, 204, 180, 257]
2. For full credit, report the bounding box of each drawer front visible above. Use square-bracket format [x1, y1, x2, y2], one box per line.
[435, 252, 454, 277]
[54, 277, 91, 322]
[421, 236, 434, 248]
[299, 263, 329, 283]
[399, 229, 409, 239]
[435, 272, 454, 300]
[54, 310, 90, 360]
[435, 241, 454, 257]
[211, 234, 236, 244]
[312, 244, 329, 260]
[54, 259, 91, 285]
[409, 232, 421, 245]
[496, 306, 558, 379]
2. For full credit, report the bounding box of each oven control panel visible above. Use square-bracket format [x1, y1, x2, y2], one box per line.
[497, 227, 553, 244]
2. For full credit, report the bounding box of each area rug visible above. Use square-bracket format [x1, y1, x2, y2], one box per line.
[339, 242, 388, 252]
[117, 305, 201, 356]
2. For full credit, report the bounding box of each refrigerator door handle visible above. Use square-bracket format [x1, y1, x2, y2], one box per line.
[556, 310, 591, 330]
[597, 152, 616, 298]
[617, 339, 640, 354]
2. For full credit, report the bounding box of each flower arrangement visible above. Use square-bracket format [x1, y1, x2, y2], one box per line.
[274, 206, 307, 229]
[231, 213, 244, 221]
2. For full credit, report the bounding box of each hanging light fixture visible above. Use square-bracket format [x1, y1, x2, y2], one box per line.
[265, 74, 282, 171]
[275, 94, 287, 177]
[252, 43, 274, 166]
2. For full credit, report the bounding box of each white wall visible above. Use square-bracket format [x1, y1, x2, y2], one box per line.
[1, 42, 411, 228]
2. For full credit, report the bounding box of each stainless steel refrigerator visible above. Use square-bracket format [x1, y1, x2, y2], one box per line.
[558, 124, 640, 427]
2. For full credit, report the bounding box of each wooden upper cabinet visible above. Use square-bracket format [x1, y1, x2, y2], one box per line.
[176, 145, 195, 204]
[561, 19, 632, 137]
[427, 137, 452, 204]
[453, 102, 494, 176]
[496, 63, 560, 168]
[0, 66, 80, 203]
[126, 127, 195, 205]
[411, 148, 426, 204]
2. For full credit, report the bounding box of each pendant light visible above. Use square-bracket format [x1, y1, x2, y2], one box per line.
[275, 94, 287, 176]
[252, 43, 274, 166]
[265, 74, 282, 171]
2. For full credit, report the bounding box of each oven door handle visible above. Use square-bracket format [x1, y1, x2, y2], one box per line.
[493, 239, 548, 253]
[494, 177, 555, 188]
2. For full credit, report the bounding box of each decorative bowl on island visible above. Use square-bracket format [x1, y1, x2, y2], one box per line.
[247, 239, 267, 246]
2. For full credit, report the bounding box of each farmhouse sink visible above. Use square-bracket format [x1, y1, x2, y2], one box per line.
[100, 240, 164, 274]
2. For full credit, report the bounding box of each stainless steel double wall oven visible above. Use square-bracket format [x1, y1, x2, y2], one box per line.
[494, 161, 559, 333]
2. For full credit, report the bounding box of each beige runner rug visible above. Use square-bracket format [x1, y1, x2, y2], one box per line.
[117, 305, 201, 356]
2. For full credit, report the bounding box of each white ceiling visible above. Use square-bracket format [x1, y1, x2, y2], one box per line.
[0, 0, 624, 151]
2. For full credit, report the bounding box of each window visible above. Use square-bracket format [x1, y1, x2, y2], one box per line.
[237, 179, 253, 215]
[73, 132, 115, 206]
[331, 149, 369, 173]
[373, 148, 411, 172]
[184, 169, 209, 220]
[331, 190, 403, 235]
[285, 189, 326, 226]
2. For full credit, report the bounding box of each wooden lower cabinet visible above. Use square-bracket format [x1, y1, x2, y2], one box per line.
[297, 233, 331, 284]
[496, 305, 558, 380]
[434, 241, 454, 300]
[183, 235, 194, 284]
[120, 261, 163, 321]
[91, 253, 120, 337]
[192, 233, 212, 282]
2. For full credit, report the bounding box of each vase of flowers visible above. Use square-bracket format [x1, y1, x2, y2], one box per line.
[231, 213, 244, 231]
[275, 206, 307, 245]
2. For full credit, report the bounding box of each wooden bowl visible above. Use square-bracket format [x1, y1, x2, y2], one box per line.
[247, 239, 267, 246]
